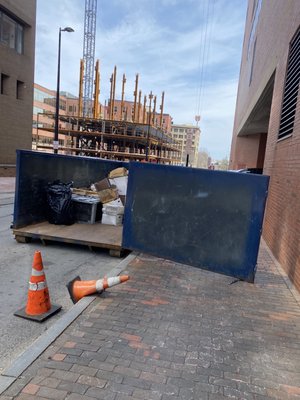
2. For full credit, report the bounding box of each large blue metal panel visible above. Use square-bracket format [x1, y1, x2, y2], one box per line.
[13, 150, 128, 228]
[123, 162, 269, 282]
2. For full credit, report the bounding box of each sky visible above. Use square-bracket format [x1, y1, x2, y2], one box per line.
[35, 0, 248, 160]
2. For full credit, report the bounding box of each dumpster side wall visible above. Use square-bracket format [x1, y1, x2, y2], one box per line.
[123, 162, 269, 282]
[13, 150, 128, 228]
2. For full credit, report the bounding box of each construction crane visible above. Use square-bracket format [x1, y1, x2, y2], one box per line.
[83, 0, 97, 117]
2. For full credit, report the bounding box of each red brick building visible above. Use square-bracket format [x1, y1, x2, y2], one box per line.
[32, 83, 77, 152]
[230, 0, 300, 290]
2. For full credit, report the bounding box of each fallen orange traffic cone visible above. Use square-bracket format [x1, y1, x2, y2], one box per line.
[14, 251, 61, 322]
[67, 275, 130, 304]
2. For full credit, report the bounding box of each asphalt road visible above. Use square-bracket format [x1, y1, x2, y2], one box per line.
[0, 190, 125, 372]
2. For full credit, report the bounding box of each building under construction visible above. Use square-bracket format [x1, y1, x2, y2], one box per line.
[36, 112, 180, 164]
[34, 63, 181, 164]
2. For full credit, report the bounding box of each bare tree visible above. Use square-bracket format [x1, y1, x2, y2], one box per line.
[197, 149, 210, 168]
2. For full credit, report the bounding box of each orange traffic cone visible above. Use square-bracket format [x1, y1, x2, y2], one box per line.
[14, 251, 61, 322]
[67, 275, 130, 304]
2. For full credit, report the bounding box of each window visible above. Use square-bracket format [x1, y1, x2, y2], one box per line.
[249, 38, 257, 85]
[16, 24, 23, 53]
[45, 97, 56, 107]
[32, 121, 44, 128]
[33, 106, 44, 115]
[278, 29, 300, 140]
[247, 0, 262, 59]
[59, 99, 66, 111]
[34, 88, 55, 105]
[0, 11, 24, 54]
[2, 14, 15, 48]
[0, 73, 9, 94]
[16, 80, 24, 99]
[69, 105, 73, 112]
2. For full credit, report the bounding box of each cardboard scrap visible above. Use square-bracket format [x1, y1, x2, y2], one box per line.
[91, 178, 111, 192]
[97, 187, 119, 204]
[108, 167, 128, 179]
[72, 188, 100, 197]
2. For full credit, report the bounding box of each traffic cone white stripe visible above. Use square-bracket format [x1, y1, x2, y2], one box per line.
[29, 281, 48, 291]
[95, 276, 123, 292]
[107, 276, 123, 287]
[31, 269, 45, 277]
[95, 280, 105, 291]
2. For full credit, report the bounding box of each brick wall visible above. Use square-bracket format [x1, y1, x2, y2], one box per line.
[230, 134, 260, 169]
[230, 0, 300, 290]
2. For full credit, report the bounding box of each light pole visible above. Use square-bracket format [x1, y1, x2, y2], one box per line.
[54, 27, 74, 154]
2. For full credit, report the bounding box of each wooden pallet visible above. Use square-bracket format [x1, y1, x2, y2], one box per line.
[13, 221, 124, 257]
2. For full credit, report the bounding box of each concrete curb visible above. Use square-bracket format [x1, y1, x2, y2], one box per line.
[0, 251, 138, 395]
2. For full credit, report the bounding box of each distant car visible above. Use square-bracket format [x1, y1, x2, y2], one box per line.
[236, 168, 263, 174]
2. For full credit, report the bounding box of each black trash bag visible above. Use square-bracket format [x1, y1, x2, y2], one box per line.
[46, 180, 74, 225]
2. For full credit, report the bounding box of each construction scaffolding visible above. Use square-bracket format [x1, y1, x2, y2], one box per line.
[35, 114, 181, 164]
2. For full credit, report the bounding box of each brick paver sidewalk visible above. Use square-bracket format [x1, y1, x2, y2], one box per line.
[2, 242, 300, 400]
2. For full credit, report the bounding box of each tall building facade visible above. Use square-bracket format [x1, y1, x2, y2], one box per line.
[230, 0, 300, 290]
[0, 0, 36, 176]
[171, 124, 200, 167]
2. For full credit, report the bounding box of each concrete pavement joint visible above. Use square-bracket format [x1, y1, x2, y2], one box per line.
[0, 251, 138, 395]
[107, 252, 138, 277]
